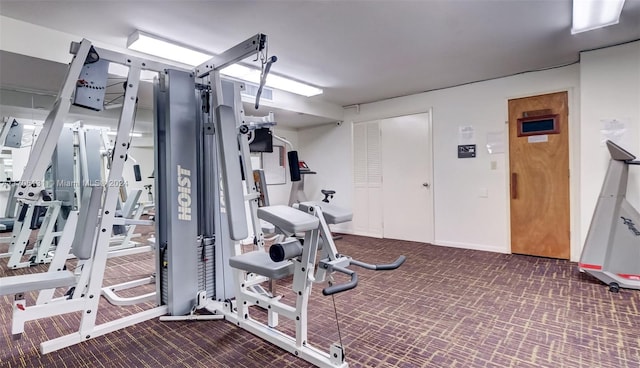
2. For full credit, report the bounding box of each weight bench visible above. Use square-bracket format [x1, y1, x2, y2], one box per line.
[0, 270, 76, 296]
[299, 201, 353, 224]
[229, 205, 319, 278]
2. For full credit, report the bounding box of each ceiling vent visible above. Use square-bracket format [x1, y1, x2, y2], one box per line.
[242, 82, 273, 102]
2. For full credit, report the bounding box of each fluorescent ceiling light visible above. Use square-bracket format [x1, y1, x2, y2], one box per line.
[127, 30, 212, 66]
[572, 0, 626, 34]
[126, 30, 322, 97]
[220, 64, 323, 97]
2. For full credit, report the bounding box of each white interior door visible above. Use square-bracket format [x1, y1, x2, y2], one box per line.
[381, 112, 433, 243]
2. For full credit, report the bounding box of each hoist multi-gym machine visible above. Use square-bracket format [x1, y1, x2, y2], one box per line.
[0, 33, 405, 368]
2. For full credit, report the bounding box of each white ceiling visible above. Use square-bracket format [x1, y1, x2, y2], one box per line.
[0, 50, 336, 129]
[1, 1, 640, 111]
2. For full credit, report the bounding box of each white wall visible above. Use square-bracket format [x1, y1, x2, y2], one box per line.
[301, 41, 640, 262]
[301, 64, 582, 257]
[579, 41, 640, 246]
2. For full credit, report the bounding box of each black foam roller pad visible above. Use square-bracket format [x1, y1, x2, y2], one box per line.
[133, 165, 142, 182]
[269, 239, 303, 262]
[288, 151, 301, 182]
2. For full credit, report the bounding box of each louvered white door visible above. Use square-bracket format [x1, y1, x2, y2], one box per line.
[380, 113, 433, 243]
[353, 121, 383, 237]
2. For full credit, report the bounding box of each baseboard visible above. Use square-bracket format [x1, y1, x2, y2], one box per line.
[433, 240, 509, 254]
[349, 230, 383, 238]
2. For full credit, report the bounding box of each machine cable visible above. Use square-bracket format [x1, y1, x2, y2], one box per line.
[0, 33, 405, 366]
[331, 294, 346, 361]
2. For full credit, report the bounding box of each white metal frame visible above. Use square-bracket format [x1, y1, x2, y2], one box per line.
[2, 123, 153, 267]
[108, 192, 153, 252]
[1, 34, 387, 368]
[4, 210, 61, 266]
[4, 201, 62, 268]
[3, 39, 175, 354]
[204, 204, 351, 368]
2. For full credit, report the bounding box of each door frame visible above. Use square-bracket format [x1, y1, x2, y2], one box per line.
[351, 108, 435, 244]
[504, 88, 580, 261]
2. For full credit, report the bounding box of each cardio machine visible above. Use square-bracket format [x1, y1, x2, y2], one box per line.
[580, 140, 640, 292]
[287, 152, 338, 206]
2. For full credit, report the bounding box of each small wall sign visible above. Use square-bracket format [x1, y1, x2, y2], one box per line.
[458, 144, 476, 158]
[527, 135, 548, 144]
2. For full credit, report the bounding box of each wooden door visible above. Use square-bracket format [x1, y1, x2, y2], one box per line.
[509, 91, 570, 259]
[381, 113, 433, 243]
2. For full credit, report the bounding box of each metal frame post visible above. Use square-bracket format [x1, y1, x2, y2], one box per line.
[154, 69, 200, 315]
[17, 40, 93, 201]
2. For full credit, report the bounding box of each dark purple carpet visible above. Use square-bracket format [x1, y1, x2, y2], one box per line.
[1, 233, 639, 367]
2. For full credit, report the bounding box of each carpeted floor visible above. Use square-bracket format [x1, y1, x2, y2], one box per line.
[1, 233, 639, 367]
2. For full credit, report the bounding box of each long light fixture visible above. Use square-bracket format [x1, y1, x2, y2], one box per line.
[126, 30, 323, 97]
[220, 64, 323, 97]
[127, 30, 211, 66]
[572, 0, 626, 34]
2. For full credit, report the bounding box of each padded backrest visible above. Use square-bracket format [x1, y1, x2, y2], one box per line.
[299, 202, 353, 224]
[72, 185, 103, 260]
[257, 205, 319, 234]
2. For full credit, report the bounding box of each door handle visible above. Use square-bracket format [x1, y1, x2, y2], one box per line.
[422, 182, 430, 188]
[511, 173, 517, 199]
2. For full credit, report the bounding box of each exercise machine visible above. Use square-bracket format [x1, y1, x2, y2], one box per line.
[4, 200, 62, 268]
[151, 38, 404, 367]
[1, 123, 150, 268]
[3, 124, 88, 268]
[580, 140, 640, 292]
[285, 154, 344, 240]
[0, 38, 169, 354]
[0, 117, 33, 232]
[0, 34, 405, 368]
[287, 154, 316, 206]
[0, 183, 21, 235]
[285, 149, 340, 209]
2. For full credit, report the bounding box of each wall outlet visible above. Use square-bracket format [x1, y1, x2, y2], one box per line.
[490, 161, 497, 170]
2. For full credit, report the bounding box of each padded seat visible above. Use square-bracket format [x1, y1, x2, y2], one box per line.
[257, 205, 319, 234]
[0, 271, 76, 296]
[0, 217, 14, 232]
[299, 202, 353, 224]
[229, 251, 294, 279]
